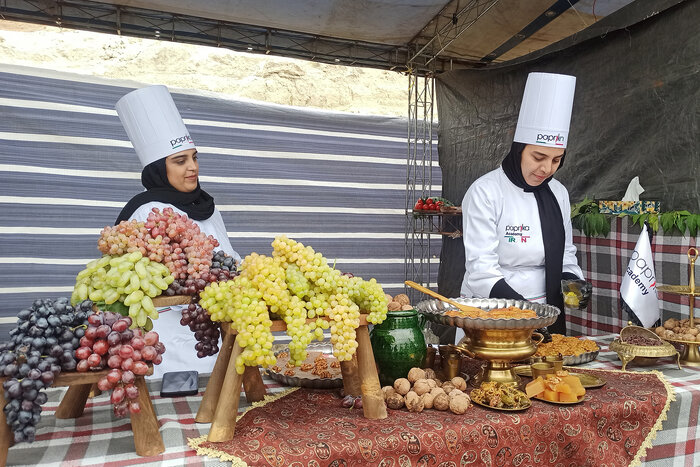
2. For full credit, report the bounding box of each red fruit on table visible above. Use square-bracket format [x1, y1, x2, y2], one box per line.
[152, 354, 163, 365]
[107, 355, 122, 369]
[112, 320, 128, 333]
[96, 324, 111, 339]
[111, 386, 126, 404]
[75, 346, 91, 361]
[76, 359, 90, 372]
[84, 327, 97, 341]
[141, 346, 157, 361]
[106, 369, 122, 385]
[132, 361, 149, 376]
[121, 358, 135, 371]
[131, 337, 145, 351]
[125, 384, 139, 400]
[87, 353, 102, 368]
[132, 349, 142, 362]
[87, 313, 103, 326]
[144, 331, 159, 346]
[118, 345, 134, 359]
[97, 376, 113, 392]
[121, 370, 135, 384]
[426, 197, 433, 204]
[128, 401, 141, 414]
[93, 340, 109, 356]
[79, 336, 94, 349]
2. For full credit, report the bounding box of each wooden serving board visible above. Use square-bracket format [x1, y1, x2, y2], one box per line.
[151, 295, 192, 307]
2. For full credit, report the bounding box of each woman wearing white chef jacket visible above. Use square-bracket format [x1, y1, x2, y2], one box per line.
[115, 85, 241, 379]
[460, 72, 585, 337]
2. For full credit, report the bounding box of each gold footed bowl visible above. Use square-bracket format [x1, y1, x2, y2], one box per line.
[416, 298, 559, 386]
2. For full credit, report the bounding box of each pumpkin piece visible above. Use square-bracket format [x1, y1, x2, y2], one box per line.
[525, 377, 545, 398]
[562, 375, 586, 396]
[543, 388, 559, 402]
[559, 392, 580, 403]
[554, 382, 573, 395]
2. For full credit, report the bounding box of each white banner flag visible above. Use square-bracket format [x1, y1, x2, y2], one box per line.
[620, 224, 660, 328]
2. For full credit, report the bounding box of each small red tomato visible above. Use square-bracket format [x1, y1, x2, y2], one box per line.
[426, 198, 433, 204]
[429, 203, 437, 211]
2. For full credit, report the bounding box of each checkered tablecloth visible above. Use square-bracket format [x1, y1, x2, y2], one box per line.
[5, 336, 699, 466]
[584, 334, 700, 467]
[572, 218, 699, 337]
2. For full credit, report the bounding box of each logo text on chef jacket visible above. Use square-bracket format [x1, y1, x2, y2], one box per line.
[170, 134, 193, 149]
[625, 249, 656, 296]
[504, 224, 530, 243]
[536, 133, 565, 146]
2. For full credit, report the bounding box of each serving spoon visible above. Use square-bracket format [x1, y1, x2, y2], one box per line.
[404, 281, 483, 315]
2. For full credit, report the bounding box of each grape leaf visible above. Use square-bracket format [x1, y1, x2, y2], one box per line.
[101, 301, 129, 317]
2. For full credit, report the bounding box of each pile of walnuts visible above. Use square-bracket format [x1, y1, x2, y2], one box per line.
[655, 318, 700, 342]
[382, 367, 471, 415]
[386, 293, 414, 312]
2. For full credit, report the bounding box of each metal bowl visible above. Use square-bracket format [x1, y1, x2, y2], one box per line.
[265, 341, 343, 389]
[415, 297, 560, 330]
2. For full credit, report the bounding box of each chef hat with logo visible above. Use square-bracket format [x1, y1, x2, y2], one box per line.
[115, 85, 196, 167]
[513, 72, 576, 149]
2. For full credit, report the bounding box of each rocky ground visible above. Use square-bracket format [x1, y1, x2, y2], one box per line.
[0, 20, 408, 117]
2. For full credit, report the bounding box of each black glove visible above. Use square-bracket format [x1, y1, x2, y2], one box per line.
[534, 327, 553, 343]
[578, 281, 593, 310]
[561, 279, 593, 310]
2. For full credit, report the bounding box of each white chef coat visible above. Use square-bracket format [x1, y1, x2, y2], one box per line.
[127, 201, 241, 379]
[460, 167, 582, 301]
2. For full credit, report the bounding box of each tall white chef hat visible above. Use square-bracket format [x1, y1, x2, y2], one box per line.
[115, 85, 196, 167]
[513, 72, 576, 149]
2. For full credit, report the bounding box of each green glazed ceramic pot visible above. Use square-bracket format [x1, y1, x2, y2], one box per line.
[370, 309, 427, 386]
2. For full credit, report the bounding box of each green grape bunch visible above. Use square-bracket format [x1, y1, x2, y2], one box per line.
[72, 251, 174, 327]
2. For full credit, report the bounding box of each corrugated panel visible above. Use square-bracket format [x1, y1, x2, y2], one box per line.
[0, 69, 442, 336]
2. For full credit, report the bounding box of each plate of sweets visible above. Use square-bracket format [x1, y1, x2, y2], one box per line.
[266, 342, 343, 389]
[532, 334, 600, 365]
[525, 370, 586, 404]
[470, 381, 531, 411]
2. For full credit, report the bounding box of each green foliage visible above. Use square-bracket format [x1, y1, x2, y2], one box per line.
[571, 198, 700, 238]
[570, 197, 610, 238]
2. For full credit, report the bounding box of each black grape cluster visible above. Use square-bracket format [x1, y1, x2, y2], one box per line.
[211, 250, 237, 273]
[0, 298, 92, 443]
[181, 302, 220, 358]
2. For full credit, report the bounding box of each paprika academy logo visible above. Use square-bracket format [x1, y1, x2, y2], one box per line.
[625, 249, 657, 297]
[504, 224, 530, 243]
[170, 134, 193, 149]
[536, 133, 565, 146]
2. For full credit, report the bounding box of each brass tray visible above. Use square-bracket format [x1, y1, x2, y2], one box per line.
[265, 342, 343, 389]
[609, 338, 681, 371]
[416, 297, 559, 330]
[532, 394, 585, 405]
[531, 350, 599, 366]
[657, 285, 700, 297]
[513, 366, 606, 389]
[469, 393, 531, 412]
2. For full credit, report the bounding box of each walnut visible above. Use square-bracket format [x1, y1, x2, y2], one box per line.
[394, 378, 411, 395]
[386, 393, 405, 410]
[448, 388, 464, 398]
[433, 392, 450, 411]
[689, 328, 699, 336]
[655, 326, 665, 336]
[407, 367, 426, 383]
[664, 318, 677, 330]
[405, 391, 424, 413]
[401, 304, 415, 311]
[673, 326, 682, 334]
[449, 393, 471, 414]
[413, 379, 431, 396]
[382, 386, 396, 400]
[394, 294, 411, 306]
[384, 293, 394, 303]
[387, 301, 402, 311]
[451, 376, 467, 391]
[424, 368, 436, 380]
[423, 392, 435, 409]
[426, 379, 437, 389]
[441, 382, 456, 394]
[430, 387, 446, 397]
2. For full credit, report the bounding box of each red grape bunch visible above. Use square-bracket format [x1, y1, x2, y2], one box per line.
[75, 311, 165, 416]
[165, 251, 238, 297]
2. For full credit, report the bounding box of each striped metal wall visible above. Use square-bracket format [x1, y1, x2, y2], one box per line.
[0, 66, 442, 340]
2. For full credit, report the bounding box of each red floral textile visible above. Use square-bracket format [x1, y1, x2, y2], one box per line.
[190, 369, 672, 466]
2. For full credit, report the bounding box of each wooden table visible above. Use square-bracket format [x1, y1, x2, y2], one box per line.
[195, 314, 387, 442]
[0, 367, 163, 467]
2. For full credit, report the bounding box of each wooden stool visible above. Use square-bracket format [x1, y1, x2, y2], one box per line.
[0, 367, 164, 466]
[196, 315, 387, 442]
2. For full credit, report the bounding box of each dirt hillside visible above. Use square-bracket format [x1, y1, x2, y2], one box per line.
[0, 20, 408, 117]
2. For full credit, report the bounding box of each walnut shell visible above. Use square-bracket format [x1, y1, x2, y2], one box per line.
[407, 367, 426, 383]
[386, 393, 405, 410]
[426, 379, 437, 389]
[433, 392, 450, 411]
[413, 379, 431, 396]
[655, 326, 665, 336]
[664, 319, 677, 329]
[382, 386, 396, 400]
[448, 388, 464, 398]
[430, 387, 446, 397]
[401, 304, 414, 311]
[441, 382, 456, 394]
[394, 294, 410, 306]
[423, 392, 435, 409]
[387, 301, 402, 311]
[449, 393, 471, 414]
[393, 378, 411, 395]
[384, 293, 394, 303]
[424, 368, 436, 380]
[405, 391, 424, 413]
[451, 376, 467, 391]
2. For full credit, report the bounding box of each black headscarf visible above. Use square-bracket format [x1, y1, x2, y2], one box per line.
[501, 142, 568, 334]
[115, 157, 215, 224]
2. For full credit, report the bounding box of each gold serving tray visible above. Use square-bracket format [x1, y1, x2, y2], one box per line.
[609, 338, 681, 371]
[470, 395, 531, 412]
[512, 366, 606, 389]
[657, 285, 700, 297]
[532, 394, 585, 405]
